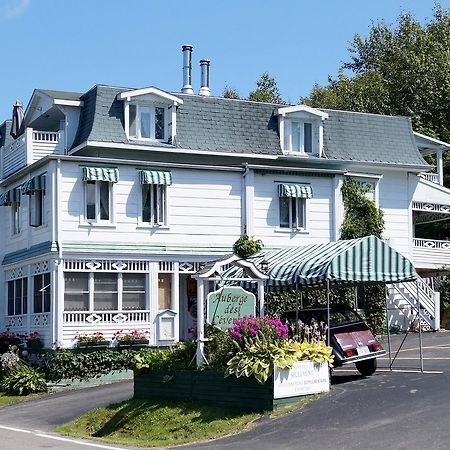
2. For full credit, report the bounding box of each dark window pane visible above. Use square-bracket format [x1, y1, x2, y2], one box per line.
[155, 107, 165, 140]
[142, 184, 151, 222]
[94, 273, 117, 310]
[99, 181, 109, 220]
[122, 273, 146, 310]
[279, 197, 290, 228]
[8, 281, 14, 315]
[23, 279, 28, 314]
[304, 123, 312, 153]
[43, 273, 51, 312]
[64, 272, 89, 311]
[129, 104, 137, 137]
[86, 181, 96, 220]
[34, 275, 43, 313]
[15, 279, 23, 315]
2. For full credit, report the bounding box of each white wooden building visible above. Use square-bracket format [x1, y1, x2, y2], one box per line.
[1, 51, 449, 347]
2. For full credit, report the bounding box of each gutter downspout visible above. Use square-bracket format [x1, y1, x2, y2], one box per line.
[241, 163, 250, 235]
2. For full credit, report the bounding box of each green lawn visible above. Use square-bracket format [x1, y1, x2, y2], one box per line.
[56, 399, 260, 448]
[0, 392, 42, 407]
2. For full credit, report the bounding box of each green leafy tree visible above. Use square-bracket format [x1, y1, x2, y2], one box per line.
[248, 72, 284, 104]
[340, 178, 386, 334]
[302, 6, 450, 189]
[223, 86, 240, 99]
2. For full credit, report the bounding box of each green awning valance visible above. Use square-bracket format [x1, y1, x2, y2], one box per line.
[139, 170, 172, 185]
[0, 188, 20, 206]
[278, 183, 313, 198]
[21, 174, 46, 195]
[82, 167, 119, 183]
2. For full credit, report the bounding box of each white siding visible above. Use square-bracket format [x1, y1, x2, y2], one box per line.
[253, 173, 334, 246]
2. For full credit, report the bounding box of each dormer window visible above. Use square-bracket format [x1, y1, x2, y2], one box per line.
[278, 105, 328, 156]
[117, 87, 183, 144]
[128, 104, 166, 141]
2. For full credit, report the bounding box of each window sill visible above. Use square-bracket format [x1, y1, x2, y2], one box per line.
[79, 222, 117, 229]
[136, 224, 170, 231]
[275, 227, 309, 235]
[30, 224, 48, 230]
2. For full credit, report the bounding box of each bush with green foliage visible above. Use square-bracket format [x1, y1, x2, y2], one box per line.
[233, 234, 263, 258]
[39, 349, 140, 382]
[134, 342, 196, 372]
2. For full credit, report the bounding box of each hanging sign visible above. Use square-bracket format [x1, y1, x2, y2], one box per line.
[207, 286, 256, 330]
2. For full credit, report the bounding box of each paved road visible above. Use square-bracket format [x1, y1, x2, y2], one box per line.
[179, 330, 450, 450]
[0, 331, 448, 450]
[0, 381, 133, 450]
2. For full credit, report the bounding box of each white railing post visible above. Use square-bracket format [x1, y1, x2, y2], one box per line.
[434, 291, 441, 331]
[26, 127, 33, 165]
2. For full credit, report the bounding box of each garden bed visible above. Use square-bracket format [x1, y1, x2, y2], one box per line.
[134, 361, 329, 411]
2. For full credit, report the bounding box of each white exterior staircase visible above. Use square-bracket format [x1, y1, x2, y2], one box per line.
[388, 276, 440, 332]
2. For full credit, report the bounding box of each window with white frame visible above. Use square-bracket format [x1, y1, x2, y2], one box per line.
[22, 174, 46, 227]
[82, 167, 119, 223]
[63, 272, 147, 312]
[33, 273, 50, 313]
[290, 121, 314, 154]
[128, 104, 167, 141]
[139, 170, 172, 226]
[278, 105, 328, 156]
[30, 190, 45, 227]
[7, 277, 27, 316]
[278, 183, 313, 230]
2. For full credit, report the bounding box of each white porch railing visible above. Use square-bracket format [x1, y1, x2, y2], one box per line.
[413, 238, 450, 268]
[2, 128, 63, 178]
[63, 310, 151, 325]
[6, 313, 51, 328]
[419, 172, 440, 184]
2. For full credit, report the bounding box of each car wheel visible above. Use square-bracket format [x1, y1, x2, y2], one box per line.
[355, 358, 377, 376]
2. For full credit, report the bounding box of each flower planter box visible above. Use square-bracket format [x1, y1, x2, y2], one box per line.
[134, 361, 329, 411]
[117, 339, 149, 348]
[76, 341, 111, 350]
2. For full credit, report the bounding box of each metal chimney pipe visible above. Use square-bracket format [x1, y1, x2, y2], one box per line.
[181, 44, 194, 94]
[199, 59, 211, 96]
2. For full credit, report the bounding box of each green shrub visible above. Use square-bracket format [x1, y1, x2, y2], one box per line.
[233, 234, 263, 258]
[134, 342, 196, 372]
[1, 364, 47, 395]
[39, 349, 140, 382]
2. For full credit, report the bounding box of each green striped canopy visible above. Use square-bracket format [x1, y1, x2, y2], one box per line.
[278, 184, 313, 198]
[223, 236, 416, 290]
[21, 174, 46, 195]
[139, 170, 172, 185]
[82, 167, 119, 183]
[0, 188, 20, 206]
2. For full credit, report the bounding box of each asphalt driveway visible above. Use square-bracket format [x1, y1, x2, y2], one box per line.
[0, 331, 448, 450]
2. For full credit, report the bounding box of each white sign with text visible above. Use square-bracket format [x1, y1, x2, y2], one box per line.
[273, 360, 330, 399]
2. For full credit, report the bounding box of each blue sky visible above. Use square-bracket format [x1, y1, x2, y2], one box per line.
[0, 0, 448, 122]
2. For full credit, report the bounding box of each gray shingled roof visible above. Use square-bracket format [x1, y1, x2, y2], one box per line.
[0, 120, 13, 148]
[322, 109, 427, 166]
[38, 89, 84, 102]
[69, 84, 427, 166]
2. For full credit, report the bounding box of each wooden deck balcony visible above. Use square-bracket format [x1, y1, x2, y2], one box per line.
[2, 128, 64, 179]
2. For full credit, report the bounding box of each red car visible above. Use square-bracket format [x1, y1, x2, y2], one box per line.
[282, 306, 386, 376]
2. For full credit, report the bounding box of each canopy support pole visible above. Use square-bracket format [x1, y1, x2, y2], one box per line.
[196, 279, 206, 368]
[326, 280, 331, 346]
[385, 285, 392, 370]
[295, 287, 299, 337]
[417, 280, 424, 373]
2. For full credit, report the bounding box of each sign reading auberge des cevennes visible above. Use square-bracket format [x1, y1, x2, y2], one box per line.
[207, 286, 256, 330]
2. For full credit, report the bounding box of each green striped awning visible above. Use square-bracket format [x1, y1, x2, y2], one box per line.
[278, 184, 313, 198]
[139, 170, 172, 185]
[223, 236, 416, 290]
[21, 174, 46, 195]
[82, 167, 119, 183]
[0, 188, 20, 206]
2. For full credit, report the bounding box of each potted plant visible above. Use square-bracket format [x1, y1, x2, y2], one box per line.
[113, 329, 149, 348]
[23, 331, 44, 351]
[75, 332, 110, 349]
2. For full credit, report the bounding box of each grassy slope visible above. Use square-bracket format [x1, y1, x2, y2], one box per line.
[56, 399, 260, 448]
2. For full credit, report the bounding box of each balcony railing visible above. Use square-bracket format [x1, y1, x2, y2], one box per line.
[2, 128, 63, 179]
[413, 238, 450, 268]
[419, 172, 440, 184]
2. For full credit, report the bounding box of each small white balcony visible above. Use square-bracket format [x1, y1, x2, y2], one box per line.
[2, 128, 64, 179]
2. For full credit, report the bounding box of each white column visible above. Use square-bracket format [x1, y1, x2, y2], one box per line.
[55, 259, 64, 346]
[25, 127, 33, 165]
[436, 149, 444, 185]
[244, 168, 254, 236]
[333, 175, 344, 241]
[148, 263, 159, 346]
[172, 262, 180, 342]
[196, 279, 205, 367]
[258, 281, 265, 316]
